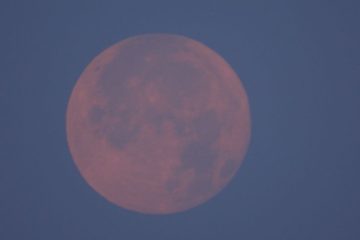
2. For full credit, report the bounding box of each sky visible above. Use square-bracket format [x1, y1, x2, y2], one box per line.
[1, 0, 360, 239]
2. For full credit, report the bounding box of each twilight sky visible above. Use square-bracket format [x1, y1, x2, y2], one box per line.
[1, 1, 360, 239]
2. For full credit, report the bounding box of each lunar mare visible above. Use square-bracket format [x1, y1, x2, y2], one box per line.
[66, 34, 251, 214]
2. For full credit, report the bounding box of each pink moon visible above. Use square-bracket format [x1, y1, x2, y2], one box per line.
[66, 34, 251, 214]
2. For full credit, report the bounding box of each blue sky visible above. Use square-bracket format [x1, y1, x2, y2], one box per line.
[1, 1, 360, 239]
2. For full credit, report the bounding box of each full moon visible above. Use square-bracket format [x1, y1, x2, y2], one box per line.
[66, 34, 251, 214]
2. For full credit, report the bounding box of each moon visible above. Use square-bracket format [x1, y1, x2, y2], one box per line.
[66, 34, 251, 214]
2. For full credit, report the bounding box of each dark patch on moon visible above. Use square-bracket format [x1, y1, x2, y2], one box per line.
[103, 120, 138, 150]
[192, 110, 220, 145]
[158, 61, 203, 94]
[144, 110, 175, 135]
[155, 61, 205, 107]
[166, 141, 218, 195]
[88, 106, 106, 124]
[144, 109, 191, 139]
[94, 105, 140, 150]
[162, 114, 191, 138]
[186, 172, 214, 197]
[171, 117, 191, 137]
[169, 116, 186, 136]
[98, 61, 133, 112]
[180, 141, 218, 172]
[169, 116, 221, 196]
[165, 176, 180, 193]
[179, 141, 217, 197]
[98, 37, 194, 108]
[98, 43, 156, 112]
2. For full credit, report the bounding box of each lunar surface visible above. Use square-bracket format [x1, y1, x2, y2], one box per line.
[66, 34, 251, 214]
